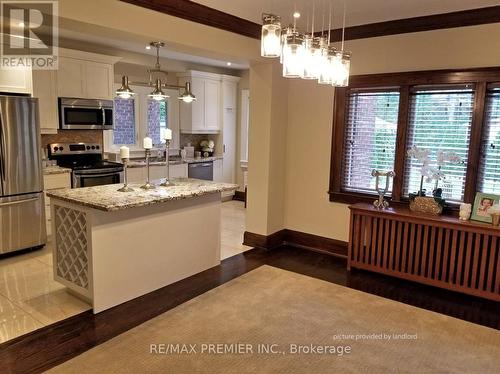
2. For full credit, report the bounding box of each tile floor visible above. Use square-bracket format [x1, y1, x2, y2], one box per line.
[0, 200, 249, 343]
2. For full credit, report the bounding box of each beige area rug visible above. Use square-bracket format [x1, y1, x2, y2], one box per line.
[50, 266, 500, 374]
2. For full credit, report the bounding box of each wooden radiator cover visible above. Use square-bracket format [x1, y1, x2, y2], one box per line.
[349, 203, 500, 302]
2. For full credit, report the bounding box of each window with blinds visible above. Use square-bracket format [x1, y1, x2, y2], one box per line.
[342, 90, 400, 194]
[479, 84, 500, 193]
[403, 85, 474, 202]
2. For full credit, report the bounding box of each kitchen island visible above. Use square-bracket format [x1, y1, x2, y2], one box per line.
[47, 178, 237, 313]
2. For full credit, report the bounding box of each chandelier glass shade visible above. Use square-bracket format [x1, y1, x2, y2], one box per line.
[149, 78, 170, 101]
[261, 14, 282, 58]
[178, 82, 197, 103]
[259, 1, 351, 87]
[282, 33, 305, 78]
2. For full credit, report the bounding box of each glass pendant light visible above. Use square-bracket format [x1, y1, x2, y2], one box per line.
[261, 14, 282, 58]
[149, 78, 169, 101]
[302, 34, 318, 80]
[178, 82, 196, 103]
[280, 25, 293, 64]
[282, 32, 305, 78]
[333, 51, 351, 87]
[317, 36, 331, 84]
[116, 76, 135, 99]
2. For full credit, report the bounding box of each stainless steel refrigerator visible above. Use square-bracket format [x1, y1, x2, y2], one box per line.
[0, 95, 46, 255]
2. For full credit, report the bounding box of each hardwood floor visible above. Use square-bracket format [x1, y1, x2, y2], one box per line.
[0, 245, 498, 374]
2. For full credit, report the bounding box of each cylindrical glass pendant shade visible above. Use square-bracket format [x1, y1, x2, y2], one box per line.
[317, 37, 331, 85]
[282, 33, 305, 78]
[303, 35, 320, 80]
[332, 51, 351, 87]
[261, 14, 282, 58]
[280, 25, 293, 64]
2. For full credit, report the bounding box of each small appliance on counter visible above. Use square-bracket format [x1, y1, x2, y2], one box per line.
[183, 144, 195, 159]
[48, 143, 123, 188]
[0, 95, 46, 255]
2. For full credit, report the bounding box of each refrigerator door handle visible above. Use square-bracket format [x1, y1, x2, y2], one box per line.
[0, 111, 5, 183]
[0, 197, 39, 207]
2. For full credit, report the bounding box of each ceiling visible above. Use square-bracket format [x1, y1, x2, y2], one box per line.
[193, 0, 499, 30]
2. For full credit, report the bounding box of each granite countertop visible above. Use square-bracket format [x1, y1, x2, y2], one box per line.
[43, 166, 72, 175]
[46, 178, 238, 211]
[127, 156, 223, 168]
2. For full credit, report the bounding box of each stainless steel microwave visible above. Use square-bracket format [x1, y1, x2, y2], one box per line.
[59, 98, 113, 130]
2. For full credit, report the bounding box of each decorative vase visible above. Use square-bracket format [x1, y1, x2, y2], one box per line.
[409, 196, 443, 215]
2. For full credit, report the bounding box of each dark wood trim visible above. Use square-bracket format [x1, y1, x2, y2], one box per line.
[243, 230, 285, 250]
[348, 67, 500, 88]
[120, 0, 261, 39]
[464, 82, 487, 203]
[329, 67, 500, 211]
[233, 190, 246, 202]
[328, 6, 500, 42]
[244, 229, 348, 257]
[283, 229, 347, 258]
[120, 1, 499, 43]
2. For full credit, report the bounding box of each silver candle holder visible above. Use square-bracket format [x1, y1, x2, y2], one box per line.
[118, 158, 134, 192]
[372, 169, 395, 209]
[160, 139, 174, 187]
[141, 149, 155, 190]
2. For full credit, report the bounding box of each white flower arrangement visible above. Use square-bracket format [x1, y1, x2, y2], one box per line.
[407, 146, 463, 198]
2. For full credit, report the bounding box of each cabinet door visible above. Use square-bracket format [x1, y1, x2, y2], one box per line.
[57, 57, 86, 98]
[86, 61, 113, 99]
[190, 77, 205, 131]
[204, 79, 220, 131]
[32, 70, 58, 134]
[213, 159, 223, 182]
[0, 67, 32, 93]
[170, 164, 188, 178]
[127, 168, 144, 183]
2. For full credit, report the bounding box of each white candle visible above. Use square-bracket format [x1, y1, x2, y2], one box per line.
[119, 146, 129, 159]
[164, 128, 172, 140]
[143, 137, 153, 149]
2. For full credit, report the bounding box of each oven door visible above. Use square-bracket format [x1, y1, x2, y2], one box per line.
[59, 98, 114, 130]
[73, 170, 123, 188]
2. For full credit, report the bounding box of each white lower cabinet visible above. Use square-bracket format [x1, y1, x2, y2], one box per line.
[44, 173, 71, 236]
[213, 159, 223, 182]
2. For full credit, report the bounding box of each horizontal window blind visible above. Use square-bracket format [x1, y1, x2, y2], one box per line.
[478, 84, 500, 193]
[342, 90, 400, 194]
[403, 85, 474, 202]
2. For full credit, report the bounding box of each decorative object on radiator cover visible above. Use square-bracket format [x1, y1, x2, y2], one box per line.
[471, 192, 500, 224]
[371, 169, 395, 209]
[459, 203, 471, 221]
[407, 146, 463, 215]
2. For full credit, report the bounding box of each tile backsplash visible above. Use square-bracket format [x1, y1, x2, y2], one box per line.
[41, 130, 104, 149]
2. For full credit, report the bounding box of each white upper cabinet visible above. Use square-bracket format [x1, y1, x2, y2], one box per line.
[178, 71, 221, 134]
[0, 67, 32, 94]
[57, 57, 86, 98]
[57, 49, 120, 100]
[32, 70, 58, 134]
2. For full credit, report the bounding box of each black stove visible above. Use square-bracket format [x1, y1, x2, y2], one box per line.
[48, 143, 123, 188]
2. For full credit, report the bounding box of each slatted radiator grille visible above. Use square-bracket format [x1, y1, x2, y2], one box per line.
[349, 208, 500, 301]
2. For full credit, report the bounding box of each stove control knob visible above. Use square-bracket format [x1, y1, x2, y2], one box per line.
[53, 147, 58, 152]
[91, 145, 95, 150]
[96, 145, 100, 150]
[86, 146, 91, 150]
[60, 147, 64, 151]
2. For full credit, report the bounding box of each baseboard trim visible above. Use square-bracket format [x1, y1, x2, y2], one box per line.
[243, 229, 348, 258]
[233, 190, 246, 202]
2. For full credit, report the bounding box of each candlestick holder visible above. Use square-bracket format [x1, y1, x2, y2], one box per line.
[118, 158, 134, 192]
[160, 139, 174, 187]
[372, 169, 395, 209]
[141, 149, 155, 190]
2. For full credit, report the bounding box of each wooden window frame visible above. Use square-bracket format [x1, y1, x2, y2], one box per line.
[329, 67, 500, 209]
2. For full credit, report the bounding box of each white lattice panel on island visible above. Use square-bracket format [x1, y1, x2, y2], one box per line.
[54, 205, 89, 290]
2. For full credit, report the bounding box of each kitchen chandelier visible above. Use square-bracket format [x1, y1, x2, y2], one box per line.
[261, 0, 351, 87]
[116, 41, 196, 103]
